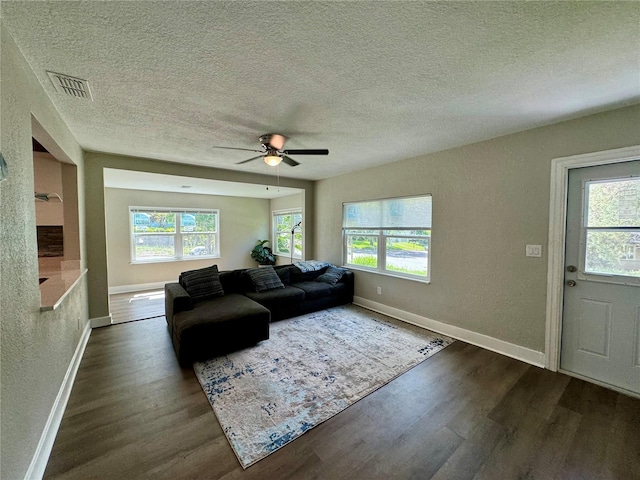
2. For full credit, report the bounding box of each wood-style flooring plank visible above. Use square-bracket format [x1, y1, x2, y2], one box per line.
[44, 312, 640, 480]
[109, 289, 165, 324]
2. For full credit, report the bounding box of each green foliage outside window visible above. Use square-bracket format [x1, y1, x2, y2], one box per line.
[131, 209, 219, 262]
[585, 179, 640, 277]
[273, 211, 302, 258]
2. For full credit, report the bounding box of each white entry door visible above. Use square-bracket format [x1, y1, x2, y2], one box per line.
[561, 160, 640, 395]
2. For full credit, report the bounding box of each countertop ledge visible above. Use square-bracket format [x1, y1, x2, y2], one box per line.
[40, 268, 88, 312]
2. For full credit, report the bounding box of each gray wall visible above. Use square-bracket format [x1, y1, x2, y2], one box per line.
[84, 151, 315, 320]
[316, 104, 640, 353]
[1, 26, 89, 480]
[105, 187, 271, 288]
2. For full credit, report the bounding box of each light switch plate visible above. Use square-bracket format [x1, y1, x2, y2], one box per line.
[526, 245, 542, 257]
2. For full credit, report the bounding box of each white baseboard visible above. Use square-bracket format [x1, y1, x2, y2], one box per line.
[24, 321, 92, 480]
[353, 296, 546, 368]
[108, 281, 170, 295]
[90, 315, 112, 328]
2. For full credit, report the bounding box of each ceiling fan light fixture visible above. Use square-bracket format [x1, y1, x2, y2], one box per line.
[264, 154, 282, 166]
[224, 133, 328, 167]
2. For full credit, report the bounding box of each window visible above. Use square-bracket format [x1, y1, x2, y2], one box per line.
[583, 177, 640, 280]
[130, 207, 219, 263]
[273, 209, 303, 259]
[343, 195, 432, 281]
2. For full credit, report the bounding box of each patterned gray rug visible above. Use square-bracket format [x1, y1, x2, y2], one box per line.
[193, 304, 454, 468]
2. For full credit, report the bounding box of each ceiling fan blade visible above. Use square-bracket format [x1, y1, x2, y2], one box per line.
[281, 149, 328, 155]
[281, 155, 300, 167]
[213, 146, 263, 153]
[236, 155, 264, 164]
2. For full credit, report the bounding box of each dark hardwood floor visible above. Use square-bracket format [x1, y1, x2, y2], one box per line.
[44, 312, 640, 479]
[109, 289, 165, 324]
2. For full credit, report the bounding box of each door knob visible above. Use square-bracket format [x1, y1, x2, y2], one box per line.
[566, 280, 576, 287]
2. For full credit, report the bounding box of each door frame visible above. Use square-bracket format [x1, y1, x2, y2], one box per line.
[545, 145, 640, 371]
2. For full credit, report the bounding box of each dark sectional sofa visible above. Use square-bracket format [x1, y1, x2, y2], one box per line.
[165, 264, 354, 365]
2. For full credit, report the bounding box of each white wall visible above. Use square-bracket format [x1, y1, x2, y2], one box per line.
[316, 104, 640, 355]
[0, 26, 89, 480]
[105, 188, 271, 288]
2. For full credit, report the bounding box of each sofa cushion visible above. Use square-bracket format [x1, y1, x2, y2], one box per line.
[275, 266, 291, 285]
[219, 270, 241, 293]
[175, 294, 268, 332]
[316, 266, 347, 285]
[172, 293, 270, 363]
[245, 285, 305, 307]
[245, 266, 285, 292]
[291, 281, 336, 300]
[180, 264, 224, 301]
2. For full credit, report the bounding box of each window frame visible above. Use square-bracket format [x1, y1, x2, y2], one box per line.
[129, 206, 220, 264]
[342, 195, 432, 282]
[578, 177, 640, 286]
[272, 208, 303, 259]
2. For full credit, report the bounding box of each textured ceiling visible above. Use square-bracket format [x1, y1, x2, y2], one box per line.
[2, 1, 639, 180]
[103, 169, 301, 199]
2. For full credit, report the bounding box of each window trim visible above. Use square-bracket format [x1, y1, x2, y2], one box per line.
[272, 208, 303, 259]
[577, 178, 640, 286]
[129, 206, 220, 264]
[342, 195, 432, 282]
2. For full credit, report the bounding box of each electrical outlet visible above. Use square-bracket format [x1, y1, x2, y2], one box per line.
[526, 245, 542, 257]
[377, 286, 382, 295]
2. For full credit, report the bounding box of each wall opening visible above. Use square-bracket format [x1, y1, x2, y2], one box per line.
[32, 118, 82, 308]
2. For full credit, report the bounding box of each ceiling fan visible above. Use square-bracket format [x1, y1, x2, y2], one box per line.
[213, 134, 329, 167]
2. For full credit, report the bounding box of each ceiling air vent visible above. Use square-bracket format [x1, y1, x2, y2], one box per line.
[46, 71, 93, 100]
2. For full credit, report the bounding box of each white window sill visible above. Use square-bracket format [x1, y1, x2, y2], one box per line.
[275, 254, 302, 260]
[343, 264, 431, 284]
[131, 255, 220, 265]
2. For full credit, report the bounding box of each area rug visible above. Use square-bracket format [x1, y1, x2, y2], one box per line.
[193, 304, 454, 468]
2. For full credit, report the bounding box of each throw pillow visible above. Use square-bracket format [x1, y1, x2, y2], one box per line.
[275, 266, 291, 285]
[316, 266, 346, 285]
[180, 264, 224, 301]
[246, 266, 285, 292]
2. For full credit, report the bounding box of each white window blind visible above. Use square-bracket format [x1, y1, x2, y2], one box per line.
[343, 196, 432, 229]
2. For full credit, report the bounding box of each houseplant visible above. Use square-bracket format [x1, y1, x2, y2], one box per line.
[250, 239, 276, 266]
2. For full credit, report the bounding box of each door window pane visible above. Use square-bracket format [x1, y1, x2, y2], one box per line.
[584, 177, 640, 279]
[587, 178, 640, 227]
[585, 231, 640, 278]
